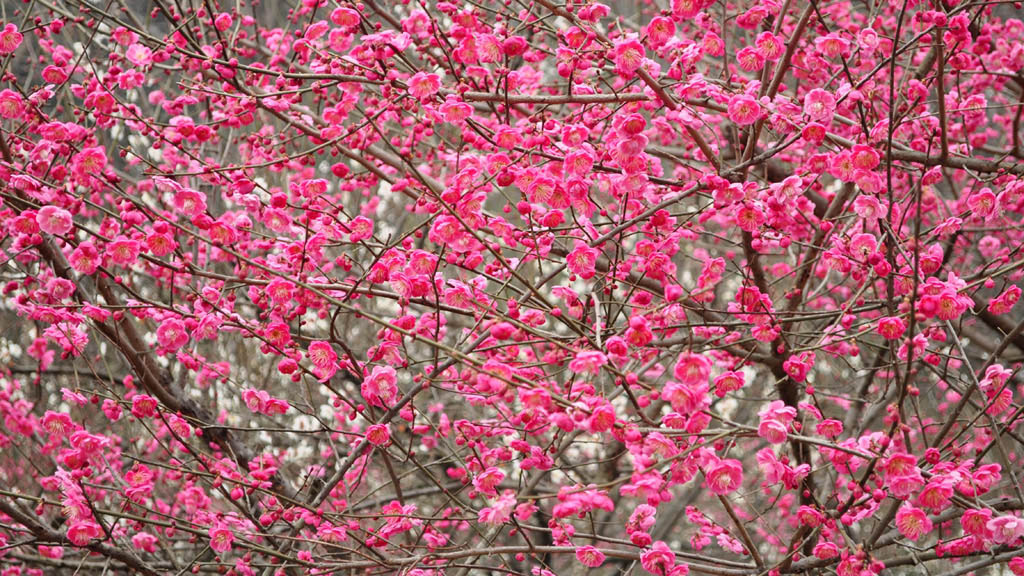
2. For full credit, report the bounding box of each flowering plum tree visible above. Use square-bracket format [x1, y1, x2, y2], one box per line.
[2, 0, 1024, 575]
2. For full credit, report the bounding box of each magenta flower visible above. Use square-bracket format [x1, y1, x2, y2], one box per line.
[705, 458, 743, 495]
[728, 95, 761, 126]
[896, 505, 933, 541]
[208, 524, 234, 553]
[0, 23, 23, 54]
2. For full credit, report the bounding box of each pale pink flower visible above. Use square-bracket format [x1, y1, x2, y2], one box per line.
[988, 515, 1024, 545]
[125, 43, 153, 66]
[803, 89, 836, 124]
[569, 350, 607, 375]
[576, 545, 606, 567]
[37, 206, 73, 235]
[473, 467, 505, 496]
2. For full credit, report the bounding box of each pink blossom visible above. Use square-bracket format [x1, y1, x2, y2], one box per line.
[330, 7, 360, 27]
[348, 216, 374, 242]
[361, 365, 398, 407]
[814, 34, 851, 58]
[576, 545, 606, 567]
[896, 505, 933, 541]
[567, 241, 599, 279]
[569, 350, 607, 375]
[69, 242, 100, 274]
[365, 423, 391, 446]
[131, 394, 158, 418]
[308, 341, 338, 382]
[727, 95, 761, 126]
[43, 411, 74, 438]
[987, 515, 1024, 545]
[0, 23, 22, 54]
[472, 467, 505, 496]
[173, 188, 207, 217]
[704, 458, 743, 495]
[988, 285, 1021, 315]
[803, 89, 836, 124]
[36, 206, 73, 235]
[407, 72, 441, 101]
[0, 88, 24, 118]
[713, 371, 744, 397]
[66, 521, 101, 546]
[106, 237, 141, 267]
[125, 43, 153, 66]
[613, 38, 646, 76]
[673, 353, 711, 385]
[156, 319, 189, 351]
[755, 32, 784, 60]
[816, 419, 843, 438]
[736, 46, 765, 71]
[672, 0, 705, 19]
[214, 13, 233, 31]
[131, 532, 158, 553]
[209, 524, 234, 553]
[641, 541, 675, 575]
[646, 17, 675, 47]
[961, 508, 993, 538]
[71, 147, 107, 181]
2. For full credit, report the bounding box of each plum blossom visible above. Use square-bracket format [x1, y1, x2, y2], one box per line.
[0, 23, 22, 54]
[36, 206, 73, 235]
[365, 423, 391, 446]
[576, 545, 606, 567]
[407, 72, 441, 101]
[896, 505, 933, 541]
[156, 319, 189, 351]
[308, 341, 338, 382]
[728, 95, 761, 125]
[362, 365, 398, 407]
[988, 515, 1024, 545]
[613, 38, 646, 76]
[704, 458, 743, 495]
[803, 89, 836, 123]
[209, 524, 234, 553]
